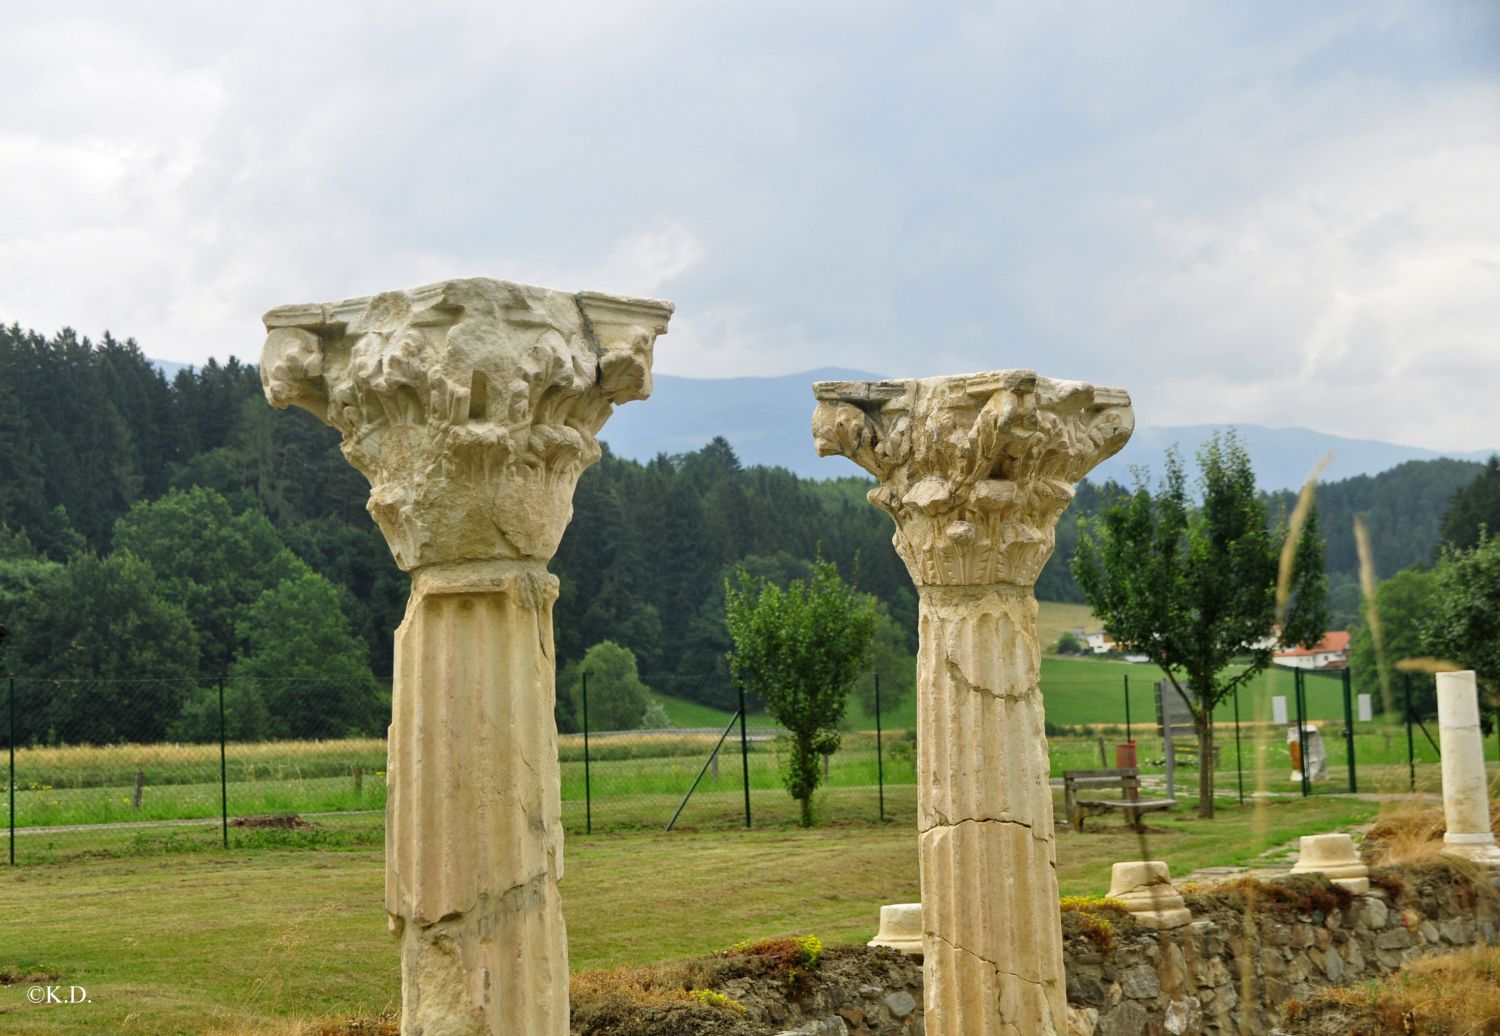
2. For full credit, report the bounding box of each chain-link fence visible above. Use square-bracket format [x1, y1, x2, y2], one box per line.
[1, 675, 389, 864]
[6, 663, 1496, 863]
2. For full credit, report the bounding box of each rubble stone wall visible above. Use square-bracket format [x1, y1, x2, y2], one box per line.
[750, 865, 1500, 1036]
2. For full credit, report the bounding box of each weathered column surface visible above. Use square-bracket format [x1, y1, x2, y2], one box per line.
[261, 278, 672, 1034]
[813, 371, 1132, 1036]
[1436, 670, 1500, 865]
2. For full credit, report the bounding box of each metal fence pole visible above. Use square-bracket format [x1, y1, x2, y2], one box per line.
[1341, 667, 1357, 794]
[1295, 668, 1310, 798]
[874, 672, 885, 823]
[1232, 683, 1244, 805]
[8, 677, 14, 867]
[1123, 673, 1131, 742]
[582, 671, 592, 836]
[738, 682, 751, 829]
[1405, 672, 1416, 793]
[667, 710, 742, 832]
[219, 675, 228, 850]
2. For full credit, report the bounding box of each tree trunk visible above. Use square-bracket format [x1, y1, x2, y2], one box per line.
[1196, 711, 1215, 819]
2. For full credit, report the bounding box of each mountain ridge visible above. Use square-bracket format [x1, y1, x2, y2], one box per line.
[151, 359, 1497, 490]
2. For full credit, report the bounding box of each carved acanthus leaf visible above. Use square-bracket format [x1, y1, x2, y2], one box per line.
[812, 371, 1133, 587]
[262, 278, 671, 569]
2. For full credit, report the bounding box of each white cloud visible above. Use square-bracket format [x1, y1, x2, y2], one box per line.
[0, 1, 1495, 453]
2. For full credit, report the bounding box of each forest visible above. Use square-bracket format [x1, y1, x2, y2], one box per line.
[0, 323, 1491, 742]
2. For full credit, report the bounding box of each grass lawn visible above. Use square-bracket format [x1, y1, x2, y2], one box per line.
[0, 794, 1378, 1035]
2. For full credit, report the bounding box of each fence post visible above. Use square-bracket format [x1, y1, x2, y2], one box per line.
[8, 676, 14, 867]
[1341, 667, 1357, 794]
[738, 681, 751, 829]
[1294, 668, 1310, 798]
[1405, 672, 1416, 792]
[582, 671, 591, 836]
[1232, 683, 1244, 805]
[874, 672, 884, 823]
[219, 675, 228, 850]
[1123, 673, 1131, 742]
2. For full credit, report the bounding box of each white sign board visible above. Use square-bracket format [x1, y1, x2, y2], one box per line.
[1357, 693, 1373, 723]
[1272, 695, 1288, 725]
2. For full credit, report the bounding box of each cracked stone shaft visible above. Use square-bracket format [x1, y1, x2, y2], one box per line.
[919, 584, 1064, 1034]
[812, 370, 1134, 1036]
[260, 278, 672, 1035]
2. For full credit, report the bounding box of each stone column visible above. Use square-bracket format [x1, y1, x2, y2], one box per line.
[261, 278, 672, 1035]
[813, 371, 1132, 1036]
[1436, 670, 1500, 865]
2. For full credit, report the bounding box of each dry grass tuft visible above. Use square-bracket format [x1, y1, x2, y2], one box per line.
[1292, 946, 1500, 1035]
[1364, 801, 1500, 868]
[571, 960, 706, 1011]
[570, 959, 763, 1036]
[1183, 873, 1355, 918]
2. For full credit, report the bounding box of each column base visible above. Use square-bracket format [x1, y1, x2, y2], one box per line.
[1442, 834, 1500, 867]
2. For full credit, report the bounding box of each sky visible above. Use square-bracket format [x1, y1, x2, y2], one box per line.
[2, 1, 1498, 451]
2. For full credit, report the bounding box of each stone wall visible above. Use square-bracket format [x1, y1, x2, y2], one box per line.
[1069, 865, 1500, 1036]
[695, 863, 1500, 1036]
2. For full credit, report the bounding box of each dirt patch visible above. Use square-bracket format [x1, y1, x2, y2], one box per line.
[229, 814, 312, 829]
[316, 1018, 398, 1036]
[0, 963, 61, 986]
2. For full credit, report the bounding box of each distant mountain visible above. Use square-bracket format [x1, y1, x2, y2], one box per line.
[164, 353, 1494, 489]
[600, 368, 883, 479]
[149, 357, 191, 380]
[1092, 424, 1497, 492]
[599, 369, 1497, 489]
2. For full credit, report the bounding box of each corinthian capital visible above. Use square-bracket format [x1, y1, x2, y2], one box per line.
[261, 278, 672, 569]
[812, 370, 1133, 587]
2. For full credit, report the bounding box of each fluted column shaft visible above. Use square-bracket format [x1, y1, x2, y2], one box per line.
[918, 584, 1062, 1035]
[387, 561, 566, 1034]
[813, 370, 1133, 1036]
[260, 278, 671, 1036]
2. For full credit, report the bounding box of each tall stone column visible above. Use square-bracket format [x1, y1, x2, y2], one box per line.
[260, 278, 672, 1035]
[813, 371, 1132, 1036]
[1436, 670, 1500, 865]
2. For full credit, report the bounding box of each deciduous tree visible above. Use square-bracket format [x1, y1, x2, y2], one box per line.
[724, 557, 877, 826]
[1073, 435, 1327, 818]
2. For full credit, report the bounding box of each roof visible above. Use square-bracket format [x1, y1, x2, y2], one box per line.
[1276, 631, 1351, 658]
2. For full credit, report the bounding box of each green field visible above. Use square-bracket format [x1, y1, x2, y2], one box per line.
[4, 716, 1489, 855]
[0, 794, 1381, 1035]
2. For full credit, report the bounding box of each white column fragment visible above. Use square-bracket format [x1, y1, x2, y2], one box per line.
[261, 279, 672, 1035]
[1289, 833, 1370, 892]
[814, 371, 1133, 1036]
[1436, 670, 1500, 866]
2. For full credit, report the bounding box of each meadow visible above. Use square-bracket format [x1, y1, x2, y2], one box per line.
[0, 794, 1383, 1036]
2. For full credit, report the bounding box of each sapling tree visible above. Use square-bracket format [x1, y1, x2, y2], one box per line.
[724, 557, 877, 826]
[1072, 434, 1328, 818]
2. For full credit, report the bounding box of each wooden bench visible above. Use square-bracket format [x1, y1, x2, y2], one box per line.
[1062, 768, 1174, 832]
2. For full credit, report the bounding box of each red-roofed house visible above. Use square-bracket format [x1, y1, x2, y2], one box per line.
[1274, 631, 1350, 670]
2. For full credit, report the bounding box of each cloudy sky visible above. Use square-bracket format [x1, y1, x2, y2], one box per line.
[3, 1, 1497, 450]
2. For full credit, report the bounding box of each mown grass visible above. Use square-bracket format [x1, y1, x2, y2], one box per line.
[4, 720, 1482, 845]
[0, 794, 1377, 1035]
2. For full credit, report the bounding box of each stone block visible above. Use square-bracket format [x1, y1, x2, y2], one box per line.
[869, 904, 924, 956]
[1107, 861, 1193, 930]
[1290, 833, 1371, 892]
